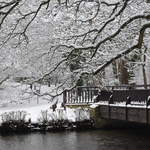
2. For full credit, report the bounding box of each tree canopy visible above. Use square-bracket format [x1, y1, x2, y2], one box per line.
[0, 0, 150, 90]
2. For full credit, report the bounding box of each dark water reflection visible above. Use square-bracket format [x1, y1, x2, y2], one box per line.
[0, 129, 150, 150]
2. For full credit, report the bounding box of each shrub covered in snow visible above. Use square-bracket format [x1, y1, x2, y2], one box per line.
[0, 111, 30, 133]
[1, 111, 27, 123]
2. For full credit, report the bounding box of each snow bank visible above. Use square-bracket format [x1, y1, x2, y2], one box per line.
[0, 103, 91, 124]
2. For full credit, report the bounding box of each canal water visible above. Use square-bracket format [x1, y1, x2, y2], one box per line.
[0, 129, 150, 150]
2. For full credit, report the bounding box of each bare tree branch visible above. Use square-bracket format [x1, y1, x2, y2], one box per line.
[0, 76, 9, 85]
[93, 23, 150, 75]
[91, 14, 150, 58]
[0, 0, 20, 29]
[92, 0, 130, 44]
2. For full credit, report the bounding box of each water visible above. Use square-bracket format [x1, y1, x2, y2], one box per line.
[0, 130, 150, 150]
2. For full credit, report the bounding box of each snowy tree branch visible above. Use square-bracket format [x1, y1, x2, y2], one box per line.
[93, 23, 150, 75]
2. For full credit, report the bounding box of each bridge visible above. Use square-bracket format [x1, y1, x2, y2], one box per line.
[63, 85, 150, 126]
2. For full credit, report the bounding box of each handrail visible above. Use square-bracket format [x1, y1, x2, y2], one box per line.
[63, 86, 100, 104]
[63, 85, 150, 105]
[106, 84, 150, 90]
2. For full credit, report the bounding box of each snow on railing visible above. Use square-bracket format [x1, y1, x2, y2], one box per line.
[63, 86, 100, 104]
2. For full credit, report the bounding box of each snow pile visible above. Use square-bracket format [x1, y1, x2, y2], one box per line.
[66, 108, 90, 122]
[90, 101, 108, 108]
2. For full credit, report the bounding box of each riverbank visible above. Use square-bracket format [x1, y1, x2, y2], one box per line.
[0, 107, 94, 134]
[0, 119, 94, 134]
[0, 103, 93, 134]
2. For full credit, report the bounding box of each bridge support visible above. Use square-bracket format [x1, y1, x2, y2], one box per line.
[90, 107, 110, 128]
[66, 104, 129, 128]
[65, 104, 110, 128]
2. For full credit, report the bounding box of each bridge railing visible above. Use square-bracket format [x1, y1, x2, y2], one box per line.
[97, 89, 150, 105]
[105, 84, 150, 90]
[63, 86, 100, 104]
[63, 85, 150, 105]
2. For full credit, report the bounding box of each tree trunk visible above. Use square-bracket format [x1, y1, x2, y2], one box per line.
[118, 59, 129, 85]
[142, 46, 147, 89]
[142, 65, 147, 89]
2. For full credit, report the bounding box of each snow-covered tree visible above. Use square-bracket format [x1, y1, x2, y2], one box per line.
[0, 0, 150, 91]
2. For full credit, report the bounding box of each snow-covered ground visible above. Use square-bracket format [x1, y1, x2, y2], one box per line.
[0, 80, 61, 107]
[0, 102, 90, 124]
[0, 80, 90, 124]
